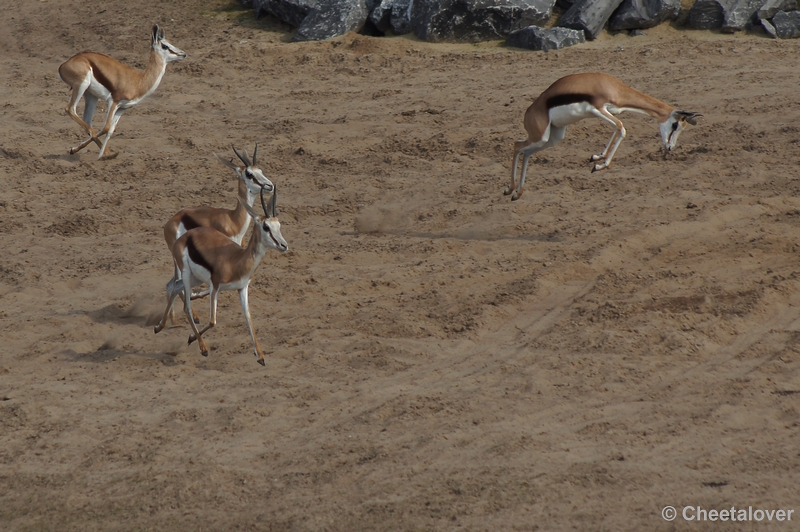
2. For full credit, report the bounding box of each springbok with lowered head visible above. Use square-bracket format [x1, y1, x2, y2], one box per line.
[506, 72, 701, 200]
[154, 187, 288, 366]
[58, 25, 186, 160]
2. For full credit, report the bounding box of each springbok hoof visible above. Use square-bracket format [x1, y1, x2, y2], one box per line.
[592, 164, 607, 173]
[201, 350, 209, 357]
[503, 186, 513, 196]
[188, 335, 196, 345]
[511, 190, 522, 201]
[99, 152, 118, 161]
[154, 325, 161, 334]
[257, 358, 266, 367]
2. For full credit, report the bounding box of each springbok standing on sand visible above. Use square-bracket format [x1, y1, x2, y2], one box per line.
[154, 187, 289, 366]
[506, 72, 701, 200]
[161, 145, 274, 325]
[58, 25, 186, 160]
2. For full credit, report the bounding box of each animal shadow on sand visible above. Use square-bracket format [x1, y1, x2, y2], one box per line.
[65, 300, 183, 364]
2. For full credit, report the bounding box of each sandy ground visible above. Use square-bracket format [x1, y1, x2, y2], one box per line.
[2, 0, 800, 529]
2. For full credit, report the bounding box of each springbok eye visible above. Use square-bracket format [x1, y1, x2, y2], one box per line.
[263, 223, 271, 232]
[245, 170, 254, 179]
[672, 121, 679, 131]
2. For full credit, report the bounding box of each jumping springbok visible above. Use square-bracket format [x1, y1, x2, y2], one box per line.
[154, 187, 289, 366]
[506, 72, 701, 200]
[58, 25, 186, 160]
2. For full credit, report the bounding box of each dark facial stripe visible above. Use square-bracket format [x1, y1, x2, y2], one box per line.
[87, 58, 114, 94]
[546, 93, 594, 110]
[186, 236, 214, 275]
[180, 214, 201, 231]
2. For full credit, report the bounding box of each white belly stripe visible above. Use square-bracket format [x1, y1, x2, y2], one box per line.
[86, 71, 112, 101]
[548, 102, 597, 128]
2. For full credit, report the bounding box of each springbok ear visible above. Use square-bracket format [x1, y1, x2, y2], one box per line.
[159, 28, 165, 40]
[214, 152, 240, 171]
[152, 25, 160, 42]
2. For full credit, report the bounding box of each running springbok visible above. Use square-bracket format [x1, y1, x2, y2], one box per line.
[161, 145, 274, 324]
[58, 25, 186, 160]
[154, 187, 289, 366]
[505, 72, 701, 200]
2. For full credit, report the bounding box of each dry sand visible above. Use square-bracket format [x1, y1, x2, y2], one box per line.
[2, 0, 800, 529]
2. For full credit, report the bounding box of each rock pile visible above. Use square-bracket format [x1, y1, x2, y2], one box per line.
[243, 0, 800, 46]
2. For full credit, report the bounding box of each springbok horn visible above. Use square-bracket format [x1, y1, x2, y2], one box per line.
[260, 187, 270, 218]
[232, 145, 251, 167]
[252, 143, 258, 166]
[678, 111, 703, 126]
[271, 185, 277, 218]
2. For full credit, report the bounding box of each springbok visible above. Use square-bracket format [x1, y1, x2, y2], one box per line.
[154, 187, 289, 366]
[506, 72, 701, 200]
[58, 25, 186, 160]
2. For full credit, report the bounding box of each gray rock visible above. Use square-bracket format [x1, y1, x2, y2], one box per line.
[556, 0, 578, 9]
[368, 0, 393, 32]
[722, 0, 764, 31]
[558, 0, 627, 40]
[772, 9, 800, 37]
[756, 0, 797, 19]
[411, 0, 557, 42]
[686, 0, 732, 28]
[389, 0, 414, 33]
[369, 0, 413, 34]
[507, 25, 587, 50]
[293, 0, 368, 40]
[255, 0, 317, 27]
[238, 0, 256, 7]
[687, 0, 778, 32]
[607, 0, 681, 30]
[761, 14, 778, 33]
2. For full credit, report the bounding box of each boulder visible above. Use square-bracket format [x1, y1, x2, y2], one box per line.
[255, 0, 368, 40]
[722, 0, 764, 31]
[756, 0, 797, 19]
[411, 0, 557, 42]
[761, 14, 779, 33]
[255, 0, 317, 27]
[556, 0, 578, 9]
[686, 0, 731, 28]
[294, 0, 369, 41]
[607, 0, 681, 30]
[686, 0, 777, 31]
[771, 9, 800, 36]
[369, 0, 413, 34]
[558, 0, 627, 39]
[507, 25, 587, 49]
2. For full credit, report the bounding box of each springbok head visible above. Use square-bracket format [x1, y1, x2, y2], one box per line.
[660, 110, 703, 152]
[240, 186, 288, 253]
[151, 25, 187, 63]
[215, 143, 275, 199]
